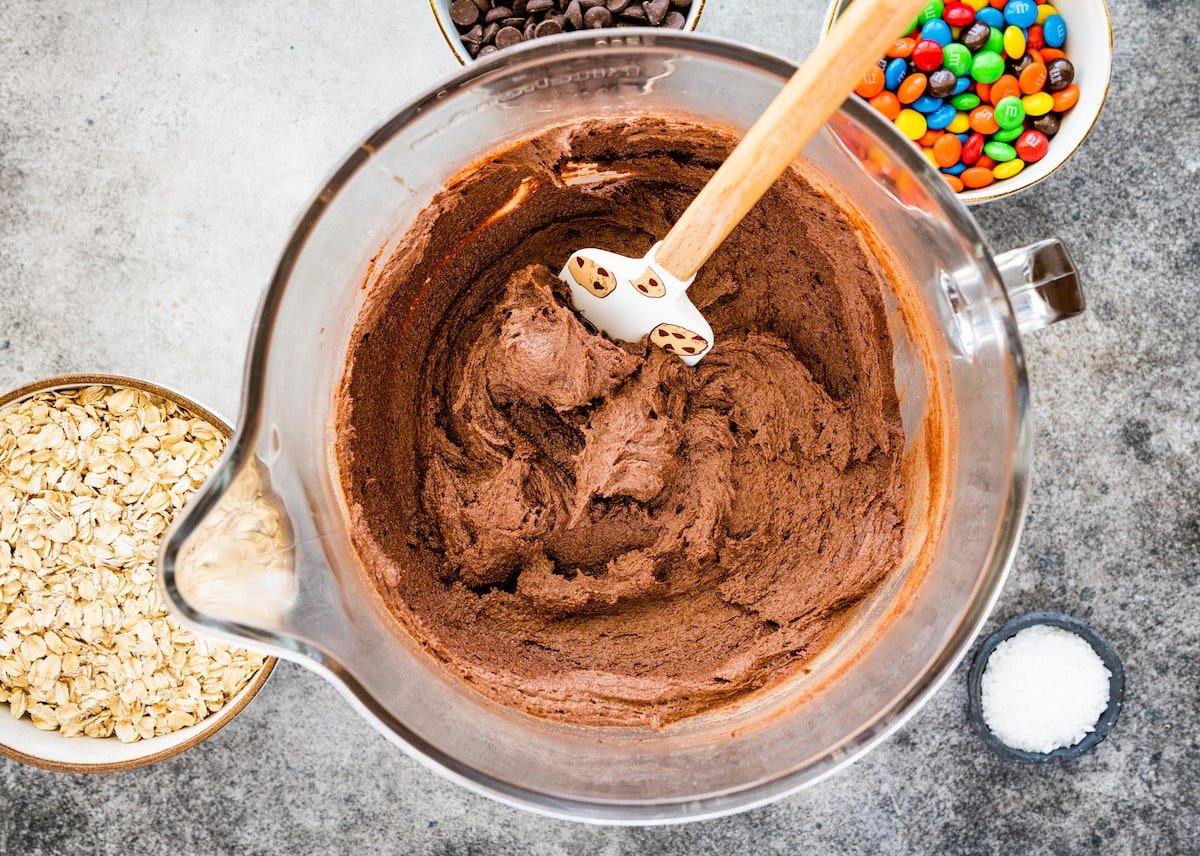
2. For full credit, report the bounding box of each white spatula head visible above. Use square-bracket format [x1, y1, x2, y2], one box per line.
[559, 242, 714, 366]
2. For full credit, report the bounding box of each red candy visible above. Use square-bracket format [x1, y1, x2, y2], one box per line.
[1015, 129, 1049, 162]
[912, 39, 945, 72]
[1027, 25, 1046, 49]
[943, 2, 976, 26]
[962, 132, 985, 165]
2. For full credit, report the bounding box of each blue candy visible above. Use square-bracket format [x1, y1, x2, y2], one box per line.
[1043, 14, 1067, 48]
[921, 19, 953, 47]
[956, 132, 970, 142]
[885, 57, 909, 91]
[912, 94, 944, 113]
[975, 7, 1003, 29]
[941, 162, 968, 176]
[926, 103, 958, 130]
[1004, 0, 1037, 29]
[952, 76, 972, 95]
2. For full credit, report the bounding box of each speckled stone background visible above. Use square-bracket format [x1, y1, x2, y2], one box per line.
[1, 1, 1197, 853]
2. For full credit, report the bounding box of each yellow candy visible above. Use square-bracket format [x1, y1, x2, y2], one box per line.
[947, 110, 971, 134]
[1004, 25, 1026, 59]
[896, 108, 928, 141]
[965, 0, 988, 10]
[923, 147, 939, 168]
[952, 26, 962, 39]
[1022, 92, 1055, 116]
[993, 160, 1026, 180]
[1037, 4, 1058, 24]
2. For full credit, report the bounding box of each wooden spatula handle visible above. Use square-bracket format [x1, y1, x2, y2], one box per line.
[654, 0, 929, 282]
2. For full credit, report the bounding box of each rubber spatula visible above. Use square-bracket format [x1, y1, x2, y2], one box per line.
[560, 0, 928, 364]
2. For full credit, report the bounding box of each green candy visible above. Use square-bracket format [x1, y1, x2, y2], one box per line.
[951, 92, 981, 110]
[904, 15, 919, 34]
[994, 96, 1026, 130]
[992, 125, 1025, 142]
[970, 50, 1005, 84]
[985, 26, 1004, 55]
[983, 140, 1018, 162]
[943, 43, 971, 76]
[917, 0, 945, 25]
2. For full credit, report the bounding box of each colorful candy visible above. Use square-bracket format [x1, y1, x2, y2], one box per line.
[857, 0, 1082, 194]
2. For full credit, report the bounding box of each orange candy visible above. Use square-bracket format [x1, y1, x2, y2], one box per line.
[888, 37, 917, 58]
[990, 75, 1021, 105]
[856, 65, 886, 98]
[988, 0, 1007, 7]
[977, 155, 997, 170]
[933, 133, 964, 168]
[1019, 63, 1048, 94]
[943, 174, 965, 193]
[919, 129, 946, 147]
[976, 82, 991, 102]
[962, 167, 996, 189]
[1040, 47, 1067, 62]
[1027, 48, 1045, 64]
[969, 105, 1001, 134]
[898, 73, 929, 104]
[1052, 84, 1080, 112]
[869, 91, 902, 120]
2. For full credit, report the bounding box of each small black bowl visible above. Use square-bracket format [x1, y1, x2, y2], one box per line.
[967, 612, 1124, 763]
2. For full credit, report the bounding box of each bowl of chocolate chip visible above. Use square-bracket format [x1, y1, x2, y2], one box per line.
[432, 0, 704, 63]
[161, 33, 1084, 822]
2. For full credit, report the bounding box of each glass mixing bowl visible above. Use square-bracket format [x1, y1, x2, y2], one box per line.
[160, 32, 1083, 823]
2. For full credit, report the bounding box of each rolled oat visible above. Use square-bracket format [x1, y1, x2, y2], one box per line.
[0, 385, 266, 742]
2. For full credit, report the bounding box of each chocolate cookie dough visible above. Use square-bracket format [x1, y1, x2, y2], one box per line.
[337, 115, 907, 727]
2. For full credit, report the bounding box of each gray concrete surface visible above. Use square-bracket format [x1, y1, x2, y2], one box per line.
[1, 1, 1197, 853]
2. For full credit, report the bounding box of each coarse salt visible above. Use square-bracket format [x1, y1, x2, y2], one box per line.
[980, 623, 1111, 754]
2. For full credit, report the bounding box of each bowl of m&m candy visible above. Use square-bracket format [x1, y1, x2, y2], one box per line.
[823, 0, 1112, 203]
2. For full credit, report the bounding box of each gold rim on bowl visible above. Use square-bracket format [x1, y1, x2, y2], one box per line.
[429, 0, 708, 65]
[0, 373, 277, 774]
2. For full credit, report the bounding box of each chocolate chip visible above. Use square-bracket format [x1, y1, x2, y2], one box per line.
[448, 0, 692, 57]
[584, 5, 612, 26]
[565, 0, 584, 27]
[461, 22, 484, 47]
[450, 0, 480, 26]
[495, 25, 524, 48]
[644, 0, 668, 24]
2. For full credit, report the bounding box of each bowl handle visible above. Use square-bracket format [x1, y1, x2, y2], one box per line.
[994, 238, 1085, 335]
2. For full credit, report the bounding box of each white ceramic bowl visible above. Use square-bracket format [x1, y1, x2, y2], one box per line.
[0, 374, 275, 773]
[430, 0, 708, 64]
[823, 0, 1112, 204]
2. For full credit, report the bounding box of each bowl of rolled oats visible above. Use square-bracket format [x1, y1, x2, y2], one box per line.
[0, 375, 274, 773]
